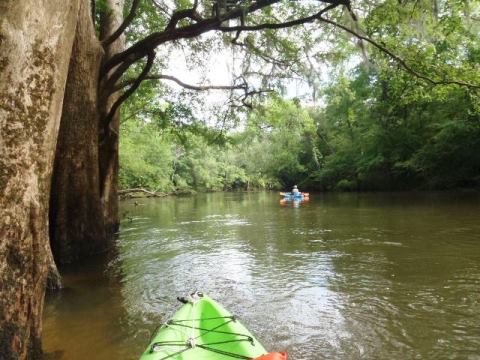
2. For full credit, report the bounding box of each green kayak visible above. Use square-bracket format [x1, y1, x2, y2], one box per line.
[139, 292, 267, 360]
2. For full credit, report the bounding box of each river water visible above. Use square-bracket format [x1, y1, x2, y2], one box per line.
[43, 192, 480, 359]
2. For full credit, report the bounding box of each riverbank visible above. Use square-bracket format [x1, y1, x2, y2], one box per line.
[118, 187, 480, 201]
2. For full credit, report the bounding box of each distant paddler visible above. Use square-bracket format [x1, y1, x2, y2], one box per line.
[293, 185, 310, 199]
[279, 186, 309, 199]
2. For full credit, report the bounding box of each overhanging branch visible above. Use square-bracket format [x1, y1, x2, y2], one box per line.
[166, 8, 203, 31]
[319, 16, 480, 89]
[102, 0, 141, 47]
[240, 89, 275, 108]
[100, 0, 345, 98]
[102, 50, 156, 132]
[114, 74, 248, 93]
[102, 0, 294, 76]
[218, 2, 340, 32]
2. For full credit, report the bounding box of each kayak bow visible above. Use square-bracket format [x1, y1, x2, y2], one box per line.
[140, 292, 268, 360]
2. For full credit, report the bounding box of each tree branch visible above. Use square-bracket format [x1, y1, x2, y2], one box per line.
[319, 16, 480, 89]
[100, 0, 348, 101]
[102, 0, 141, 48]
[151, 0, 171, 16]
[102, 50, 156, 133]
[240, 89, 275, 108]
[99, 0, 346, 117]
[232, 38, 296, 68]
[166, 8, 203, 31]
[114, 74, 248, 92]
[218, 2, 340, 32]
[102, 0, 285, 76]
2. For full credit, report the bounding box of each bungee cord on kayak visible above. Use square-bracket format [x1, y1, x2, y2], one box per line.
[151, 317, 255, 359]
[142, 292, 287, 360]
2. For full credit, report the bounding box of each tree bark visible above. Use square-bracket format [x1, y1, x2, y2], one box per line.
[0, 0, 80, 358]
[99, 0, 125, 237]
[49, 0, 106, 265]
[49, 0, 125, 264]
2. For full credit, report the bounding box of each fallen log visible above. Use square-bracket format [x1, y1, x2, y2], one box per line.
[118, 188, 168, 198]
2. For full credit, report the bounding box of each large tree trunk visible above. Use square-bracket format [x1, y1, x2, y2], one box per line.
[0, 0, 80, 358]
[49, 0, 125, 264]
[99, 0, 125, 237]
[49, 0, 106, 265]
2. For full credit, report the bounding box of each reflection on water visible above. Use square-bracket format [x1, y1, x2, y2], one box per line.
[279, 197, 310, 208]
[43, 192, 480, 359]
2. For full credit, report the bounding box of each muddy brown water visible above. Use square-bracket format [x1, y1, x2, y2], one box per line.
[43, 192, 480, 359]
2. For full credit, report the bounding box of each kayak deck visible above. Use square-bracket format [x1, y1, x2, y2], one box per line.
[140, 293, 267, 360]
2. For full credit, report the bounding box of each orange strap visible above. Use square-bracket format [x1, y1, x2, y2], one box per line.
[253, 352, 287, 360]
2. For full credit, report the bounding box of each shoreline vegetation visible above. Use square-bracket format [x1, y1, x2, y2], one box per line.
[119, 187, 480, 200]
[121, 89, 480, 195]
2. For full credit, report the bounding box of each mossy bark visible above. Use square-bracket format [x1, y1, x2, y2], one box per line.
[0, 0, 80, 358]
[49, 0, 106, 265]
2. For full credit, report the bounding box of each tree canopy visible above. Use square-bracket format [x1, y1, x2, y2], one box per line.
[119, 0, 480, 192]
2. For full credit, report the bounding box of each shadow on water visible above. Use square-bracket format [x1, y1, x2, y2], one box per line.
[43, 191, 480, 359]
[43, 252, 151, 359]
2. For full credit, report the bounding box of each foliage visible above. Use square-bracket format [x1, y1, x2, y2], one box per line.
[305, 68, 480, 191]
[120, 74, 480, 192]
[119, 0, 480, 193]
[119, 97, 316, 191]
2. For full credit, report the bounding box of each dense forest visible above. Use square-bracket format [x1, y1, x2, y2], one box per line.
[119, 1, 480, 194]
[1, 0, 479, 358]
[121, 83, 480, 192]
